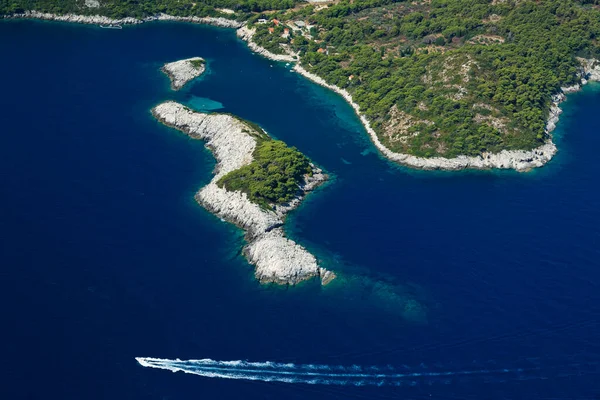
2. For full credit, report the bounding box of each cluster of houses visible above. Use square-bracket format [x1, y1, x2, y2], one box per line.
[257, 18, 315, 40]
[256, 17, 330, 55]
[257, 18, 306, 28]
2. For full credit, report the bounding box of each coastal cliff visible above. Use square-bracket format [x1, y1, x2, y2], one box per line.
[161, 57, 205, 90]
[152, 101, 334, 285]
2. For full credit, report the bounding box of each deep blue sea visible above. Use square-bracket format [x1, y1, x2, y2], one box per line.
[1, 20, 599, 399]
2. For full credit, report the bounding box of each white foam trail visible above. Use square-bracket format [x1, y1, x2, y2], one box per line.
[135, 357, 530, 386]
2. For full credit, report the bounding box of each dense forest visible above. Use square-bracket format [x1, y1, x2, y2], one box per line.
[249, 0, 600, 156]
[218, 137, 313, 208]
[3, 0, 600, 157]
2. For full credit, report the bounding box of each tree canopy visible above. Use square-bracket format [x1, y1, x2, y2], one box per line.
[218, 138, 313, 208]
[250, 0, 600, 157]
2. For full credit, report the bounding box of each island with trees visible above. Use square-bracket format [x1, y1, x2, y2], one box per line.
[152, 101, 335, 285]
[3, 0, 600, 171]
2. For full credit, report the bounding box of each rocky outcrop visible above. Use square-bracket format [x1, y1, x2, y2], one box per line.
[152, 101, 333, 285]
[4, 10, 141, 25]
[148, 13, 242, 28]
[236, 26, 297, 62]
[561, 59, 600, 92]
[246, 229, 335, 285]
[84, 0, 100, 8]
[578, 58, 600, 83]
[161, 57, 205, 90]
[545, 93, 565, 134]
[294, 65, 557, 172]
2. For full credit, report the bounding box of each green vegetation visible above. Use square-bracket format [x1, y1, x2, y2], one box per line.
[4, 0, 600, 158]
[249, 0, 600, 157]
[218, 137, 313, 208]
[190, 58, 205, 69]
[252, 24, 288, 55]
[0, 0, 298, 19]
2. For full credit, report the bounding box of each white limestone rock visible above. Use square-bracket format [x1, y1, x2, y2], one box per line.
[578, 58, 600, 82]
[561, 84, 580, 94]
[151, 13, 242, 28]
[246, 229, 329, 285]
[196, 183, 281, 238]
[152, 101, 333, 285]
[161, 57, 206, 91]
[6, 10, 141, 25]
[545, 103, 562, 133]
[4, 10, 242, 28]
[85, 0, 100, 8]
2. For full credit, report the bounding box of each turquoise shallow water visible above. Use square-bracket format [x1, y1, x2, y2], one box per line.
[186, 96, 224, 111]
[1, 20, 599, 399]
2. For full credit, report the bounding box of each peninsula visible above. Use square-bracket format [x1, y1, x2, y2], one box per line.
[4, 0, 600, 173]
[152, 101, 335, 285]
[161, 57, 206, 90]
[237, 0, 600, 171]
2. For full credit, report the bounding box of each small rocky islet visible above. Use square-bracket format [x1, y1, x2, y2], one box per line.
[161, 57, 206, 91]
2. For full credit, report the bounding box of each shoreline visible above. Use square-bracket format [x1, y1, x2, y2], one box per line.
[6, 11, 598, 171]
[3, 10, 242, 28]
[293, 64, 561, 172]
[161, 57, 206, 91]
[291, 60, 600, 172]
[295, 61, 600, 171]
[152, 101, 335, 286]
[231, 23, 598, 172]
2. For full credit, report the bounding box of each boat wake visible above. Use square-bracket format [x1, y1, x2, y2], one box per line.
[135, 356, 598, 386]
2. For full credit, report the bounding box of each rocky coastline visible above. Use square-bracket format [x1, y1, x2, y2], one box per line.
[4, 11, 600, 171]
[293, 65, 558, 172]
[292, 58, 600, 172]
[4, 10, 141, 25]
[161, 57, 205, 91]
[236, 26, 297, 62]
[4, 10, 242, 29]
[150, 13, 242, 28]
[152, 101, 335, 286]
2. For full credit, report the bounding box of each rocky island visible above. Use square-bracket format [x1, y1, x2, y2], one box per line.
[161, 57, 206, 91]
[152, 101, 335, 286]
